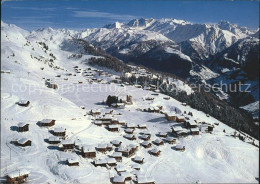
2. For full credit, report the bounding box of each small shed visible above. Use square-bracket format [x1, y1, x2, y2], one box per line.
[141, 141, 152, 148]
[150, 148, 161, 156]
[17, 122, 29, 132]
[39, 119, 55, 127]
[165, 137, 176, 144]
[16, 138, 31, 147]
[126, 123, 136, 129]
[82, 146, 96, 158]
[123, 134, 136, 141]
[153, 139, 164, 146]
[17, 100, 30, 107]
[124, 128, 134, 134]
[175, 144, 185, 151]
[133, 156, 144, 164]
[53, 127, 66, 136]
[190, 127, 200, 135]
[96, 144, 107, 153]
[48, 136, 60, 144]
[6, 169, 30, 184]
[140, 134, 150, 141]
[111, 118, 119, 124]
[158, 132, 168, 138]
[118, 120, 126, 125]
[111, 152, 123, 162]
[60, 139, 74, 151]
[111, 140, 122, 147]
[165, 112, 177, 121]
[67, 158, 79, 166]
[185, 120, 198, 128]
[137, 124, 147, 129]
[94, 120, 102, 126]
[176, 116, 185, 122]
[108, 125, 119, 132]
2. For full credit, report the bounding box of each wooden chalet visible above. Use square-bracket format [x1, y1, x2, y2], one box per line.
[94, 159, 107, 167]
[140, 134, 150, 141]
[53, 127, 66, 136]
[108, 125, 119, 132]
[17, 122, 29, 132]
[190, 127, 200, 135]
[82, 146, 96, 158]
[176, 115, 185, 122]
[111, 140, 122, 147]
[118, 145, 136, 157]
[124, 128, 134, 134]
[67, 158, 79, 166]
[165, 137, 176, 144]
[39, 119, 55, 127]
[133, 156, 144, 164]
[111, 118, 119, 124]
[48, 136, 60, 144]
[171, 126, 183, 136]
[94, 120, 102, 126]
[123, 134, 136, 141]
[111, 152, 123, 162]
[112, 175, 126, 184]
[153, 139, 164, 146]
[6, 169, 30, 184]
[115, 165, 127, 173]
[175, 144, 185, 151]
[165, 112, 177, 121]
[150, 148, 161, 156]
[141, 141, 152, 148]
[118, 120, 126, 125]
[96, 143, 107, 153]
[90, 109, 101, 116]
[158, 132, 168, 138]
[60, 139, 74, 151]
[15, 138, 31, 147]
[17, 100, 30, 107]
[137, 124, 147, 129]
[126, 123, 136, 129]
[106, 158, 117, 166]
[185, 120, 198, 128]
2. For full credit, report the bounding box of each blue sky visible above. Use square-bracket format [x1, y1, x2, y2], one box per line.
[1, 0, 259, 31]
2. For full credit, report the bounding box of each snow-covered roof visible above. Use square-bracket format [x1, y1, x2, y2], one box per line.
[154, 139, 163, 144]
[7, 169, 30, 178]
[172, 126, 183, 132]
[111, 140, 121, 145]
[129, 144, 138, 149]
[151, 148, 160, 154]
[17, 138, 30, 144]
[120, 171, 132, 178]
[125, 128, 134, 133]
[49, 136, 60, 141]
[113, 175, 125, 183]
[94, 120, 102, 124]
[124, 134, 135, 138]
[176, 144, 185, 149]
[61, 139, 74, 145]
[159, 132, 167, 136]
[41, 119, 54, 124]
[82, 146, 95, 153]
[167, 112, 176, 116]
[127, 123, 136, 128]
[116, 165, 127, 172]
[143, 131, 151, 135]
[94, 159, 106, 165]
[140, 134, 149, 139]
[67, 158, 79, 164]
[97, 143, 107, 149]
[18, 100, 29, 104]
[188, 120, 198, 126]
[190, 127, 200, 132]
[141, 141, 150, 146]
[111, 152, 122, 157]
[134, 156, 144, 161]
[17, 122, 28, 127]
[108, 125, 118, 129]
[166, 137, 176, 142]
[54, 127, 65, 133]
[106, 158, 116, 164]
[138, 124, 147, 128]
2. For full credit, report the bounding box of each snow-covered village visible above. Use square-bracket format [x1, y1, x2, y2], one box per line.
[1, 1, 259, 184]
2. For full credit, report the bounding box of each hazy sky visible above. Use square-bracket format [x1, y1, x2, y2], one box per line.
[1, 0, 259, 31]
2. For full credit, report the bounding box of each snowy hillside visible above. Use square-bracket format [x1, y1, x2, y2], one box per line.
[1, 21, 259, 184]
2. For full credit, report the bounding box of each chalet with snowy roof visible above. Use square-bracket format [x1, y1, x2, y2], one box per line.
[111, 103, 125, 109]
[165, 112, 177, 121]
[124, 128, 134, 134]
[111, 152, 123, 162]
[123, 134, 136, 141]
[15, 138, 31, 147]
[120, 172, 132, 181]
[106, 158, 117, 166]
[118, 120, 126, 125]
[17, 100, 30, 107]
[133, 156, 144, 164]
[48, 136, 60, 144]
[139, 134, 151, 141]
[176, 115, 185, 122]
[112, 175, 125, 184]
[17, 122, 29, 132]
[6, 169, 30, 184]
[39, 119, 55, 127]
[108, 125, 119, 132]
[111, 140, 122, 147]
[137, 124, 147, 129]
[158, 132, 168, 138]
[94, 120, 102, 126]
[115, 165, 127, 173]
[126, 123, 136, 129]
[190, 127, 200, 135]
[185, 120, 198, 128]
[175, 144, 185, 151]
[150, 148, 161, 156]
[118, 145, 137, 157]
[53, 127, 66, 136]
[171, 126, 183, 135]
[166, 137, 176, 144]
[137, 176, 155, 184]
[153, 139, 164, 146]
[82, 146, 96, 158]
[67, 158, 79, 166]
[94, 159, 107, 167]
[141, 141, 152, 148]
[111, 118, 119, 124]
[96, 143, 108, 153]
[90, 109, 101, 116]
[60, 139, 74, 151]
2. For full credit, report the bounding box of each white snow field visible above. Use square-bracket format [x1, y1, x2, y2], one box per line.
[1, 22, 259, 184]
